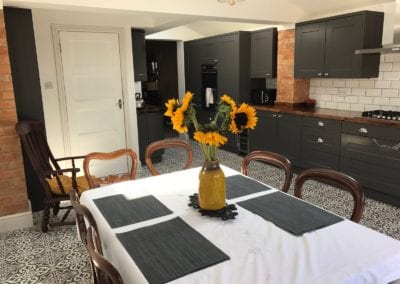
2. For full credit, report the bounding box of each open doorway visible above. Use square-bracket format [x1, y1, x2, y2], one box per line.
[142, 40, 179, 138]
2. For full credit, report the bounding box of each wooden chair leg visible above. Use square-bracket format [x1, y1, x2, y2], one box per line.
[53, 201, 60, 216]
[42, 205, 50, 233]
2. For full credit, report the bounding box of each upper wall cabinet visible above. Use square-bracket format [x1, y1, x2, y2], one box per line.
[294, 11, 384, 79]
[250, 28, 277, 78]
[132, 29, 148, 82]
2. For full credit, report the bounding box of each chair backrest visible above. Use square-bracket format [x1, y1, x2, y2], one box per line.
[86, 226, 124, 284]
[15, 120, 61, 198]
[294, 168, 365, 222]
[145, 139, 193, 176]
[241, 150, 293, 193]
[83, 149, 138, 188]
[69, 188, 100, 249]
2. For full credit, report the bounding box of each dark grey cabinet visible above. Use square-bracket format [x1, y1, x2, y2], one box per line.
[137, 110, 164, 164]
[251, 28, 277, 78]
[294, 11, 383, 78]
[340, 122, 400, 207]
[132, 29, 148, 82]
[249, 110, 301, 166]
[184, 41, 202, 105]
[301, 117, 341, 170]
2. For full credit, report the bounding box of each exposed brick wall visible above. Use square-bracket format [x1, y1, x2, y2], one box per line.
[0, 11, 29, 217]
[276, 29, 310, 104]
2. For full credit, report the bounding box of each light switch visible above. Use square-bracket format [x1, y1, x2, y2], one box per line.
[44, 81, 53, 90]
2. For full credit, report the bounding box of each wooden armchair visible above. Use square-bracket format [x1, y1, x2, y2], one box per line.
[145, 139, 193, 176]
[241, 150, 293, 193]
[16, 120, 89, 232]
[83, 149, 138, 188]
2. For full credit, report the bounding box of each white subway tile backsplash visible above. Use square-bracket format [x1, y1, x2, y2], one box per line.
[366, 89, 382, 96]
[374, 80, 392, 88]
[382, 89, 399, 97]
[351, 88, 366, 96]
[359, 80, 375, 88]
[373, 97, 390, 105]
[333, 80, 346, 87]
[345, 80, 359, 88]
[309, 56, 400, 112]
[345, 96, 358, 103]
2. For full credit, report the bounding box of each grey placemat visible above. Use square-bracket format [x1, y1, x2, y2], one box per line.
[93, 194, 172, 228]
[117, 217, 230, 284]
[237, 191, 343, 236]
[226, 175, 272, 199]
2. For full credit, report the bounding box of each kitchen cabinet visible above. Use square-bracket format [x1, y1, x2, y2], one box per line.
[184, 31, 251, 153]
[301, 117, 341, 170]
[294, 11, 383, 78]
[132, 29, 148, 82]
[249, 110, 301, 166]
[340, 122, 400, 207]
[137, 109, 164, 164]
[250, 28, 277, 78]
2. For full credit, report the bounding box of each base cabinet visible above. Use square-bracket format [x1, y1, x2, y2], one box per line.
[137, 111, 164, 164]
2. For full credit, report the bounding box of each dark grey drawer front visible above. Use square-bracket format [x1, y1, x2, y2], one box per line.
[301, 149, 339, 170]
[302, 127, 340, 155]
[302, 116, 341, 132]
[340, 133, 400, 198]
[342, 121, 400, 141]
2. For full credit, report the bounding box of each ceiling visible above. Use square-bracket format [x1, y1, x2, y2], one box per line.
[4, 0, 394, 41]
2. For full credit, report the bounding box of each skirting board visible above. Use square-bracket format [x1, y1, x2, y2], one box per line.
[0, 211, 33, 233]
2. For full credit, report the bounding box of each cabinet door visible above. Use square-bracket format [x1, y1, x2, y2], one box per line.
[277, 114, 302, 166]
[325, 15, 363, 78]
[202, 39, 218, 64]
[137, 112, 148, 162]
[249, 110, 278, 152]
[184, 42, 203, 105]
[251, 28, 277, 78]
[132, 29, 148, 82]
[294, 22, 326, 78]
[217, 34, 239, 102]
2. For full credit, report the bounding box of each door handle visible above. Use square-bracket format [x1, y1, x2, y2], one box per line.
[118, 99, 123, 109]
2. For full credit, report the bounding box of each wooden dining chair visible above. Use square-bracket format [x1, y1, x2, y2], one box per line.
[83, 149, 138, 188]
[145, 139, 193, 176]
[86, 226, 124, 284]
[241, 150, 293, 193]
[16, 120, 89, 232]
[294, 168, 365, 222]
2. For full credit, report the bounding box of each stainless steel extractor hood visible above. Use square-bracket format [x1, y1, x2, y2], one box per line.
[356, 0, 400, 54]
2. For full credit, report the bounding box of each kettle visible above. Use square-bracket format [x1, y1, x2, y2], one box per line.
[135, 93, 145, 109]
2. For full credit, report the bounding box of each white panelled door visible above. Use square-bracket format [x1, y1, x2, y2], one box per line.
[59, 30, 127, 177]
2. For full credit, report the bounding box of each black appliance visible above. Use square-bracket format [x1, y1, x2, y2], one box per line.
[251, 89, 276, 105]
[201, 64, 217, 109]
[361, 110, 400, 121]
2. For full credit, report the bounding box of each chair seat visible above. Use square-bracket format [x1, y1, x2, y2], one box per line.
[46, 175, 89, 195]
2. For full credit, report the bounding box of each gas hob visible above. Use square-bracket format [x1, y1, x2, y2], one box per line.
[361, 110, 400, 121]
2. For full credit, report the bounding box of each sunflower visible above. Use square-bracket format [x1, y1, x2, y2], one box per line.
[180, 91, 194, 112]
[171, 109, 188, 133]
[164, 98, 178, 117]
[220, 94, 237, 111]
[229, 103, 258, 134]
[194, 131, 227, 147]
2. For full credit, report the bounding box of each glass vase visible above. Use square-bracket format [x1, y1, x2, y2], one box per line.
[198, 160, 226, 210]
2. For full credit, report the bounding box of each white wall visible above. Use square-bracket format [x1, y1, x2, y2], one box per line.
[32, 8, 153, 158]
[310, 54, 400, 112]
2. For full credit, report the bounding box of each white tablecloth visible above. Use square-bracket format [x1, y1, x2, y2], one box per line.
[80, 166, 400, 284]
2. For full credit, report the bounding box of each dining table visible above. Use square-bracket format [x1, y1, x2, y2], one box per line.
[80, 165, 400, 284]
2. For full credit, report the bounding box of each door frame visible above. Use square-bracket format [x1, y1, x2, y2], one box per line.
[52, 24, 129, 156]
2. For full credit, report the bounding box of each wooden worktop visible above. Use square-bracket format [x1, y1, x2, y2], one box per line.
[253, 104, 400, 128]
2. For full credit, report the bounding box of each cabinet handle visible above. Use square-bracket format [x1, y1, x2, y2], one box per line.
[317, 72, 322, 76]
[266, 73, 270, 77]
[272, 114, 277, 118]
[317, 138, 324, 143]
[324, 72, 329, 76]
[318, 121, 324, 127]
[359, 127, 368, 134]
[213, 59, 218, 62]
[137, 73, 143, 76]
[277, 115, 282, 118]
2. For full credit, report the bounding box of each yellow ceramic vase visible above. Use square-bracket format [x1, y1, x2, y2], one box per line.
[198, 160, 226, 210]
